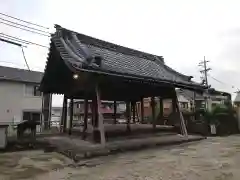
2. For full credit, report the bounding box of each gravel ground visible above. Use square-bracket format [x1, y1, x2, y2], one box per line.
[1, 135, 240, 180]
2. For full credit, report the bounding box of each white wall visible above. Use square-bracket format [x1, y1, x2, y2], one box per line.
[0, 81, 42, 124]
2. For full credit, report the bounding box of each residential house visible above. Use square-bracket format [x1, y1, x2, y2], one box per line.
[177, 94, 191, 111]
[136, 88, 231, 120]
[136, 97, 173, 119]
[51, 107, 62, 126]
[234, 91, 240, 107]
[177, 88, 231, 111]
[73, 100, 125, 124]
[0, 66, 45, 132]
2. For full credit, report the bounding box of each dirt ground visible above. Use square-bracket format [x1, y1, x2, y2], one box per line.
[1, 135, 240, 180]
[0, 150, 71, 180]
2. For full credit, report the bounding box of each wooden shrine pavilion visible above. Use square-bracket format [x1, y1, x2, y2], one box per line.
[40, 25, 205, 145]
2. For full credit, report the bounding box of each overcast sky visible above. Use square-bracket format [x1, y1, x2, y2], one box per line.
[1, 0, 240, 106]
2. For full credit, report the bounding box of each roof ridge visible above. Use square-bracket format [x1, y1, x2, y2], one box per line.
[54, 24, 164, 63]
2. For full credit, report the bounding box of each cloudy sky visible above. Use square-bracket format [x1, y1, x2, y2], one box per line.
[1, 0, 240, 106]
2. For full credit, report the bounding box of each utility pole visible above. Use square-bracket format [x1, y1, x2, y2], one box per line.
[199, 56, 212, 111]
[199, 56, 211, 87]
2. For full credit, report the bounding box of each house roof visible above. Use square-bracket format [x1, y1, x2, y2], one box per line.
[177, 88, 231, 101]
[41, 25, 204, 94]
[234, 92, 240, 103]
[176, 89, 204, 100]
[0, 65, 43, 84]
[178, 94, 189, 103]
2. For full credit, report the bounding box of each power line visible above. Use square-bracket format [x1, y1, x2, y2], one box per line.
[0, 12, 49, 29]
[0, 33, 49, 48]
[208, 75, 237, 89]
[0, 34, 30, 45]
[0, 17, 50, 34]
[0, 37, 31, 70]
[208, 75, 225, 85]
[0, 21, 50, 37]
[21, 47, 30, 71]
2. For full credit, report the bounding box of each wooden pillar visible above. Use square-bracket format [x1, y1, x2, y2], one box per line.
[126, 101, 131, 132]
[90, 100, 95, 126]
[136, 103, 140, 122]
[82, 97, 88, 139]
[174, 91, 188, 137]
[95, 85, 106, 145]
[159, 97, 163, 122]
[61, 96, 67, 133]
[42, 93, 52, 130]
[132, 101, 136, 123]
[172, 97, 177, 113]
[92, 96, 98, 128]
[176, 99, 188, 136]
[237, 107, 240, 131]
[151, 96, 156, 129]
[113, 101, 117, 124]
[68, 98, 73, 135]
[140, 97, 144, 124]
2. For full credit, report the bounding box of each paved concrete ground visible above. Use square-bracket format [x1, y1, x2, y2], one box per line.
[1, 135, 240, 179]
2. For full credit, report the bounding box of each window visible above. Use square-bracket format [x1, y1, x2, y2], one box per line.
[77, 103, 81, 108]
[183, 102, 188, 109]
[144, 102, 150, 108]
[34, 86, 41, 96]
[23, 111, 41, 124]
[25, 85, 41, 96]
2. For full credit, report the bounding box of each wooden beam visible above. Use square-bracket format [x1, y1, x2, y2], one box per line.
[140, 97, 144, 124]
[113, 101, 117, 124]
[82, 97, 88, 139]
[151, 97, 156, 129]
[95, 85, 106, 145]
[68, 98, 73, 135]
[126, 101, 131, 132]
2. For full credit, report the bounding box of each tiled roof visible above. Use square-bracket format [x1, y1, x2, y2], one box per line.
[0, 65, 43, 83]
[44, 25, 204, 90]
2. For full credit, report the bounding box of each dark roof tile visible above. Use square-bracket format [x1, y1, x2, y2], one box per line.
[0, 66, 43, 83]
[45, 25, 204, 90]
